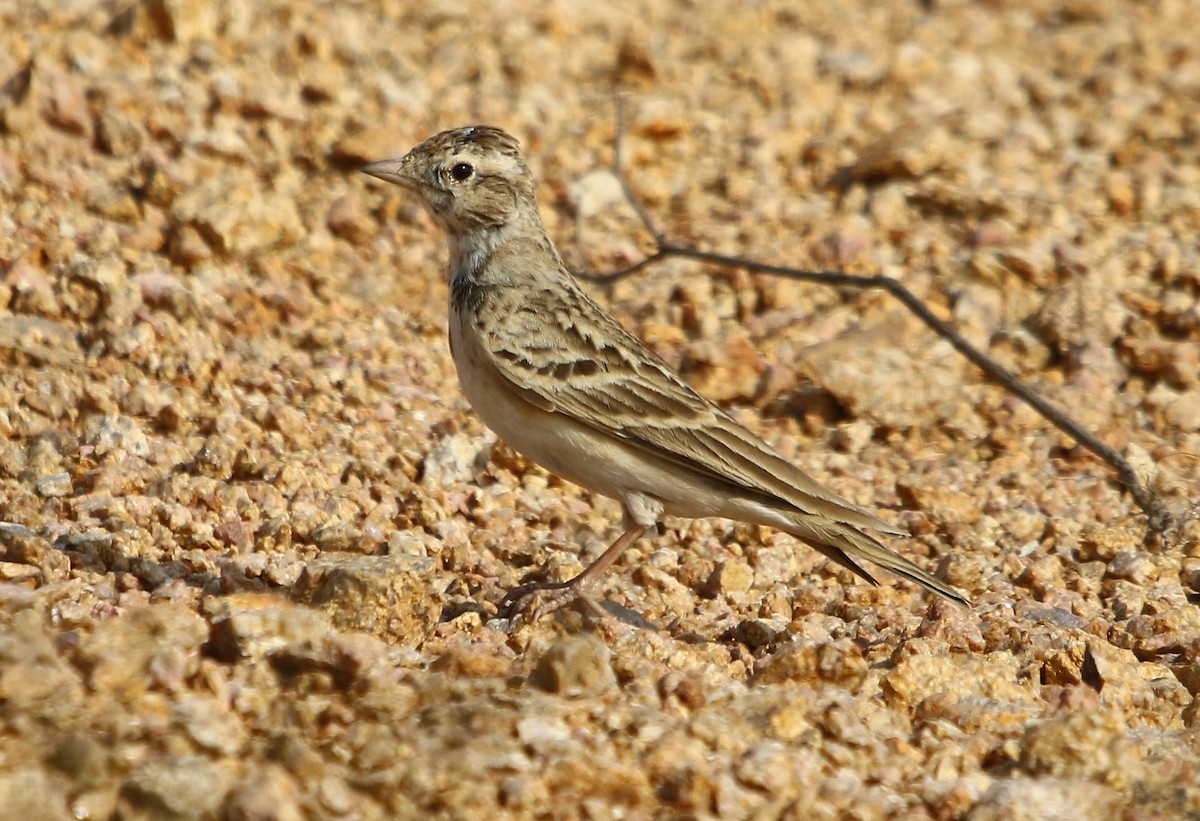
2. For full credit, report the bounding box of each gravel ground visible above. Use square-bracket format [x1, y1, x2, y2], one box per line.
[1, 0, 1199, 818]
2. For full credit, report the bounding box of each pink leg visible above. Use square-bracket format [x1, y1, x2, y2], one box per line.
[498, 523, 650, 624]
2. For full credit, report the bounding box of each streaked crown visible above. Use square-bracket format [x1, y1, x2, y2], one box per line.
[363, 125, 538, 234]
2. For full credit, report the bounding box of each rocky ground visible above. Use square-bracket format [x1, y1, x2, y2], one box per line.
[1, 0, 1199, 818]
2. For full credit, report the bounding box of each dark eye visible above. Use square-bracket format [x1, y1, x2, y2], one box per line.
[449, 162, 474, 181]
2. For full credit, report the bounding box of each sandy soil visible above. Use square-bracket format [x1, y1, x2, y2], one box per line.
[1, 0, 1198, 818]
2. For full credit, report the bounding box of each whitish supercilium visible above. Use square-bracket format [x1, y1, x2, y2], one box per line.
[362, 125, 968, 622]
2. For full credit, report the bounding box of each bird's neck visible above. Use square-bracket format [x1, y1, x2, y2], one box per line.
[447, 221, 518, 287]
[447, 211, 561, 294]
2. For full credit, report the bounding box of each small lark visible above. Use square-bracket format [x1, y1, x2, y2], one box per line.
[362, 126, 968, 621]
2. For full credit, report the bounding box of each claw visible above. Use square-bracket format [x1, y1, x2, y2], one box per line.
[497, 579, 580, 625]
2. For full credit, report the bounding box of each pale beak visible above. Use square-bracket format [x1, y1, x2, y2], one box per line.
[360, 157, 416, 188]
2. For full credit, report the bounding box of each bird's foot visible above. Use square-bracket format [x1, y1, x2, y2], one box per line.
[496, 580, 646, 637]
[497, 579, 588, 625]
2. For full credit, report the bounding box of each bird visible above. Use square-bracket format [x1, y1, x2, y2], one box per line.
[361, 125, 968, 622]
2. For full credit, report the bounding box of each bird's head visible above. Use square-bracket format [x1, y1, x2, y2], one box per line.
[361, 125, 537, 236]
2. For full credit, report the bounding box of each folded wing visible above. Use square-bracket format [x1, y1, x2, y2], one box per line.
[478, 281, 906, 537]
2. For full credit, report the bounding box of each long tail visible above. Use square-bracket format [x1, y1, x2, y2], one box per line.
[786, 515, 970, 606]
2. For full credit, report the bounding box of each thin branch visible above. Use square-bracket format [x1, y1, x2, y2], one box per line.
[575, 104, 1170, 533]
[610, 96, 667, 247]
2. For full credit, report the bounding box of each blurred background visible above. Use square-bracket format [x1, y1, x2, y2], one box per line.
[1, 1, 1198, 817]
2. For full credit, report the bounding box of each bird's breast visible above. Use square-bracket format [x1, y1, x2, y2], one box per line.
[447, 304, 633, 495]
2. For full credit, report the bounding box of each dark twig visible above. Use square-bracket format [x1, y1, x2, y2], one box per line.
[575, 104, 1170, 532]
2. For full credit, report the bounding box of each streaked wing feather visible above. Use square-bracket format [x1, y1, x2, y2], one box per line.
[478, 283, 904, 536]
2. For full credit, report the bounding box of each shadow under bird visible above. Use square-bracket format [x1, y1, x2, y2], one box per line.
[361, 125, 969, 622]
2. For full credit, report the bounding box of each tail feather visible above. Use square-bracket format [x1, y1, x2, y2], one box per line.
[787, 516, 970, 606]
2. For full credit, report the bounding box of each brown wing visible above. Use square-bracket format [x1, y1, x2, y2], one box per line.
[476, 280, 906, 536]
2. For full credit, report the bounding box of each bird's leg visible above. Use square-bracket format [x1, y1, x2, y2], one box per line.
[497, 523, 650, 624]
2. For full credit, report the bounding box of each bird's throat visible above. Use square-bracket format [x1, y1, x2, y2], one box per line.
[447, 227, 515, 314]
